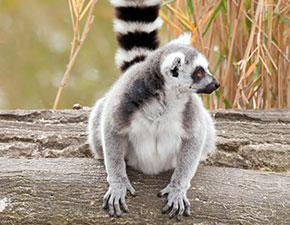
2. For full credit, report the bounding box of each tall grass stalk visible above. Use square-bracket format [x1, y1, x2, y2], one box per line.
[161, 0, 290, 109]
[53, 0, 97, 109]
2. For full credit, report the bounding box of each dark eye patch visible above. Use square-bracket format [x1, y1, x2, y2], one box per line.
[191, 66, 204, 81]
[171, 68, 179, 77]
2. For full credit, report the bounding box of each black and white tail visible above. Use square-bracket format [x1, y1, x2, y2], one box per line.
[110, 0, 162, 73]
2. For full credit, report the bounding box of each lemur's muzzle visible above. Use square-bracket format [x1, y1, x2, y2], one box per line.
[197, 76, 220, 94]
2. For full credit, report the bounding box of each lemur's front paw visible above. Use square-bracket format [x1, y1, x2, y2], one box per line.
[103, 181, 136, 217]
[158, 185, 190, 221]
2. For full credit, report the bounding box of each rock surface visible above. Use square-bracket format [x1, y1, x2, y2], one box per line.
[0, 109, 289, 171]
[0, 158, 289, 224]
[0, 109, 290, 224]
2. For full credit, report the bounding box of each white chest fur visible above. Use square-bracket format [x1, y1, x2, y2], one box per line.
[125, 94, 187, 175]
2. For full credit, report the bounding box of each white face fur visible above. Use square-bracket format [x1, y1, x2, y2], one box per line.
[160, 51, 218, 94]
[159, 32, 219, 94]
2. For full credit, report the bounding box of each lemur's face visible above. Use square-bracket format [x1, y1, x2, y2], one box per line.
[160, 49, 220, 94]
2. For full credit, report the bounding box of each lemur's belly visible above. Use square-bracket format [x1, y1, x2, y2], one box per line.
[125, 104, 185, 175]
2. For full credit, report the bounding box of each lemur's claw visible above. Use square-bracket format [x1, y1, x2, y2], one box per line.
[103, 181, 135, 217]
[128, 184, 137, 197]
[158, 185, 190, 221]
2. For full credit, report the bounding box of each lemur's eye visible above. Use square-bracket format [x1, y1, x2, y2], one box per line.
[191, 66, 204, 80]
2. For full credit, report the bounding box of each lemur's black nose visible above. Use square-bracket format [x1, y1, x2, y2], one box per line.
[215, 82, 220, 89]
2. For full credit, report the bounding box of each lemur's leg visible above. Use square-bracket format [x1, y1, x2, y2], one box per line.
[201, 111, 216, 160]
[102, 129, 136, 217]
[158, 132, 206, 221]
[87, 98, 105, 159]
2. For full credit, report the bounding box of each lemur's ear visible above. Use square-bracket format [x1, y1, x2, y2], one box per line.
[170, 57, 181, 77]
[168, 32, 191, 45]
[161, 52, 185, 78]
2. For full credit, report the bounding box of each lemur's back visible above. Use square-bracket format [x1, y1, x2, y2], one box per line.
[87, 0, 163, 159]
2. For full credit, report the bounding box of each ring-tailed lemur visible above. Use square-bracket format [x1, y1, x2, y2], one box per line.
[88, 0, 219, 220]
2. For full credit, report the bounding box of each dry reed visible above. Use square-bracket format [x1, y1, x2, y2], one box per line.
[53, 0, 97, 109]
[161, 0, 290, 109]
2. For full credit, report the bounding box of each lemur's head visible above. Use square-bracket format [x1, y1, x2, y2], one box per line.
[160, 33, 219, 94]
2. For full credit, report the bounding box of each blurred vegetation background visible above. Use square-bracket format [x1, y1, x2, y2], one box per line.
[0, 0, 118, 109]
[0, 0, 289, 110]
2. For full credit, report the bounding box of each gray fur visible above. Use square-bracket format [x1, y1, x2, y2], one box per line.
[88, 97, 105, 159]
[88, 40, 219, 219]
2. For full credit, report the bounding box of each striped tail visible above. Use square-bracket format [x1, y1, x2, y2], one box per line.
[110, 0, 162, 73]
